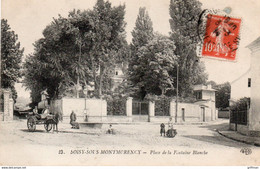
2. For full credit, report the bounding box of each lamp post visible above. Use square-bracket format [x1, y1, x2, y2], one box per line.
[83, 87, 88, 122]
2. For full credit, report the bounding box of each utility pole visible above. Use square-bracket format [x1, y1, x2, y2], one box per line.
[76, 40, 82, 98]
[174, 45, 194, 122]
[175, 64, 179, 123]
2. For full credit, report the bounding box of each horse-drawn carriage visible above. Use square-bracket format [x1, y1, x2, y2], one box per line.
[27, 112, 58, 132]
[27, 90, 62, 132]
[27, 105, 62, 132]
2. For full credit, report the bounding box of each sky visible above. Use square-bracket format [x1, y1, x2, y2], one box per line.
[2, 0, 260, 100]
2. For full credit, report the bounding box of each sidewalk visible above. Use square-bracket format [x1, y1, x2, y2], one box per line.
[217, 126, 260, 147]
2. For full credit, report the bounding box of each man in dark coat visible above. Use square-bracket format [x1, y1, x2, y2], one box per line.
[70, 111, 79, 129]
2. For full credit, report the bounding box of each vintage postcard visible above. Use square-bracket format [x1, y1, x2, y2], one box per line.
[1, 0, 260, 166]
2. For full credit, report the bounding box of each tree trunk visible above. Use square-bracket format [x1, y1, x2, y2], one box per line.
[99, 66, 105, 97]
[76, 76, 79, 98]
[99, 76, 103, 97]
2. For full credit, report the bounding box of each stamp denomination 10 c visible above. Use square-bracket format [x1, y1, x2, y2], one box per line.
[202, 14, 241, 61]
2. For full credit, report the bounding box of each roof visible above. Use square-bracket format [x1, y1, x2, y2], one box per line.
[193, 84, 217, 92]
[247, 37, 260, 50]
[230, 68, 251, 84]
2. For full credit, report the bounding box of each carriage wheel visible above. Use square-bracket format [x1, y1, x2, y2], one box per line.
[27, 117, 36, 132]
[44, 120, 53, 132]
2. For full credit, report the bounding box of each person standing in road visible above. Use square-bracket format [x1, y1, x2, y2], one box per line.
[70, 111, 79, 129]
[167, 117, 175, 137]
[168, 117, 174, 130]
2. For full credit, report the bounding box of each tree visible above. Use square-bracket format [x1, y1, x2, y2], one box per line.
[23, 16, 85, 101]
[128, 7, 154, 99]
[169, 0, 208, 97]
[23, 0, 127, 102]
[215, 82, 231, 109]
[1, 19, 24, 101]
[65, 1, 127, 97]
[130, 7, 154, 54]
[206, 81, 231, 109]
[92, 0, 127, 96]
[134, 34, 178, 96]
[206, 80, 217, 89]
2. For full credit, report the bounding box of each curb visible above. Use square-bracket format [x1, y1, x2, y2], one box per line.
[216, 129, 260, 147]
[79, 122, 210, 125]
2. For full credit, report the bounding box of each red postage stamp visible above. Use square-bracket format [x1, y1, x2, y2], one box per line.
[202, 14, 241, 61]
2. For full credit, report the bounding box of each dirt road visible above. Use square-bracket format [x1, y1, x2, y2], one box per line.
[0, 119, 259, 166]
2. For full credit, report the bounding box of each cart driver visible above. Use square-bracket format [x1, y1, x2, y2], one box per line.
[33, 106, 41, 120]
[33, 106, 38, 115]
[41, 106, 50, 119]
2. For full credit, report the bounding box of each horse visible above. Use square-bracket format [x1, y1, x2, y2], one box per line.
[52, 111, 63, 132]
[45, 109, 63, 133]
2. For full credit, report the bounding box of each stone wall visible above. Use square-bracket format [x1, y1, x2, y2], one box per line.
[218, 110, 229, 118]
[51, 96, 217, 123]
[51, 97, 107, 123]
[0, 89, 14, 121]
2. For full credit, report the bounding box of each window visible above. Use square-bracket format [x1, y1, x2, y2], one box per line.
[115, 71, 118, 75]
[248, 78, 251, 87]
[196, 91, 202, 100]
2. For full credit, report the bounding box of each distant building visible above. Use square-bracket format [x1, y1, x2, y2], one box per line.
[111, 62, 127, 92]
[193, 84, 217, 121]
[165, 84, 217, 123]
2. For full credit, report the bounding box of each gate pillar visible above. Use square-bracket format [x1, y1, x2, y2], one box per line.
[126, 97, 133, 117]
[149, 101, 155, 117]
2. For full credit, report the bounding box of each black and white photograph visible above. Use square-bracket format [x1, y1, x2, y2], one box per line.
[0, 0, 260, 166]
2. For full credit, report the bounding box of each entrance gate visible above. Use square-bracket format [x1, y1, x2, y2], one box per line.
[132, 100, 149, 122]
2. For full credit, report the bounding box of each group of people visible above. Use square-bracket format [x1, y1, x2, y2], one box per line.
[160, 117, 177, 137]
[33, 106, 51, 120]
[33, 106, 79, 129]
[33, 107, 176, 135]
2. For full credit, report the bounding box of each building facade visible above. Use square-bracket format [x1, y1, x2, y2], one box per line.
[230, 37, 260, 136]
[229, 68, 251, 105]
[247, 37, 260, 136]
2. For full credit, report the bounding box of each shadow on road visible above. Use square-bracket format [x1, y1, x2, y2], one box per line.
[199, 121, 230, 132]
[20, 129, 100, 135]
[58, 130, 100, 135]
[183, 120, 252, 148]
[183, 134, 251, 148]
[20, 129, 45, 133]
